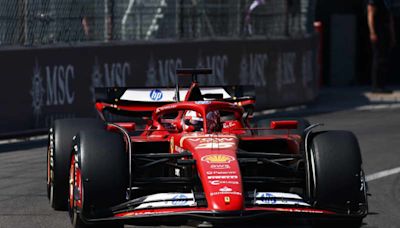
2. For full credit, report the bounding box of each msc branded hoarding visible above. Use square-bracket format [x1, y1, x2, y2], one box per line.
[0, 37, 318, 134]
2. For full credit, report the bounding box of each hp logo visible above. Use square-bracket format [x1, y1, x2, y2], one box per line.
[149, 89, 163, 101]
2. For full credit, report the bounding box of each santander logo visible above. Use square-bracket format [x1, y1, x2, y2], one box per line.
[219, 186, 232, 192]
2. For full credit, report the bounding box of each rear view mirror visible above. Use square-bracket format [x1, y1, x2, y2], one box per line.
[107, 122, 136, 132]
[120, 123, 136, 131]
[270, 120, 298, 130]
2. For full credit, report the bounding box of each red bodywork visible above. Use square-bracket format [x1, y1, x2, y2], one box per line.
[89, 83, 341, 224]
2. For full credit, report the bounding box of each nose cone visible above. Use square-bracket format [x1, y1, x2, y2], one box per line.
[205, 164, 244, 211]
[181, 134, 244, 211]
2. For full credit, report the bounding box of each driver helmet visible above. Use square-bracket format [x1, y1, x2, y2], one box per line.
[206, 110, 221, 133]
[183, 110, 203, 132]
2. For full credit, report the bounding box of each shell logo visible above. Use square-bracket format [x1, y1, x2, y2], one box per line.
[201, 154, 235, 164]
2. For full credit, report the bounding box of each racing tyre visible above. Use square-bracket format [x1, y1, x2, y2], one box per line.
[310, 131, 367, 226]
[68, 130, 127, 228]
[47, 118, 105, 211]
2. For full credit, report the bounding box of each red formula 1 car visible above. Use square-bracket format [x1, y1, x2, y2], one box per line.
[47, 69, 368, 228]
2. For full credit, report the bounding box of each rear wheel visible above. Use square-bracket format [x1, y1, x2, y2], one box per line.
[68, 130, 127, 228]
[47, 118, 104, 211]
[310, 131, 367, 226]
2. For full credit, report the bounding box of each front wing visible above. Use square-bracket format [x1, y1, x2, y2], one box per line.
[80, 192, 367, 225]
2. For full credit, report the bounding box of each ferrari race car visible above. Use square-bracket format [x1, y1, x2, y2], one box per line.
[47, 69, 368, 227]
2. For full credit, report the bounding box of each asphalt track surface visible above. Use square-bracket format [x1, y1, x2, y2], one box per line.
[1, 108, 400, 228]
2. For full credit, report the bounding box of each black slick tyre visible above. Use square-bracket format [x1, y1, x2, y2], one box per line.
[47, 118, 104, 211]
[310, 131, 367, 226]
[68, 130, 127, 228]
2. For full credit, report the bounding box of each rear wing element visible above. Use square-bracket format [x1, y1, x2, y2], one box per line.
[95, 68, 255, 119]
[175, 68, 213, 101]
[119, 87, 232, 103]
[176, 68, 212, 82]
[95, 86, 255, 122]
[95, 86, 254, 104]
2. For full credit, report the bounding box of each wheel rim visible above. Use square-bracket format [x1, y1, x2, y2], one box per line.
[360, 169, 369, 213]
[69, 153, 83, 219]
[47, 129, 54, 201]
[47, 147, 50, 193]
[69, 155, 75, 210]
[48, 150, 55, 205]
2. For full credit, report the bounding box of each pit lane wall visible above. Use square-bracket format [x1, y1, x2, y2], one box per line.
[0, 37, 318, 135]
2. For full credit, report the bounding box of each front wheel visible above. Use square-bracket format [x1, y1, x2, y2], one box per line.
[309, 131, 367, 226]
[68, 130, 127, 228]
[68, 152, 88, 228]
[47, 118, 105, 211]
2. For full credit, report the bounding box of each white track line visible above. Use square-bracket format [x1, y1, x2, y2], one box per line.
[355, 103, 400, 111]
[366, 167, 400, 182]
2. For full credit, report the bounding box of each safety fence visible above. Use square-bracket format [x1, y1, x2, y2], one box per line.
[0, 0, 316, 46]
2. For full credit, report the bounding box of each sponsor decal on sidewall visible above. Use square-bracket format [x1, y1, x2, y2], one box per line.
[174, 145, 185, 153]
[195, 101, 211, 105]
[150, 89, 163, 101]
[207, 175, 238, 180]
[210, 192, 242, 196]
[189, 138, 235, 142]
[206, 171, 236, 175]
[196, 142, 235, 149]
[259, 193, 277, 204]
[223, 121, 236, 129]
[209, 180, 239, 186]
[192, 138, 236, 149]
[171, 194, 188, 206]
[210, 164, 231, 169]
[219, 186, 232, 192]
[156, 104, 177, 113]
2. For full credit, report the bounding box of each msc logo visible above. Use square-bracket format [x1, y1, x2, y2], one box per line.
[149, 89, 163, 101]
[201, 154, 235, 164]
[30, 59, 76, 117]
